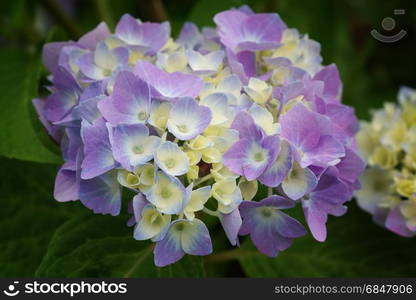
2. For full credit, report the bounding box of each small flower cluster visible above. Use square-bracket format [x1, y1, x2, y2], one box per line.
[34, 6, 364, 266]
[355, 87, 416, 237]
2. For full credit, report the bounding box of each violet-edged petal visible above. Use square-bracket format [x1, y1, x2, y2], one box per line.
[259, 140, 293, 187]
[115, 14, 170, 53]
[134, 61, 204, 99]
[80, 118, 116, 179]
[219, 208, 242, 246]
[167, 97, 212, 140]
[79, 170, 122, 216]
[154, 225, 185, 267]
[180, 218, 213, 255]
[282, 162, 318, 200]
[223, 135, 279, 181]
[110, 123, 160, 170]
[154, 218, 212, 267]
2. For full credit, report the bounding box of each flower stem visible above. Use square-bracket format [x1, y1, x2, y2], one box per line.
[194, 173, 213, 187]
[202, 207, 219, 217]
[268, 187, 273, 197]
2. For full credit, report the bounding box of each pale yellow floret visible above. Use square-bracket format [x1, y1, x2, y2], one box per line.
[187, 165, 199, 182]
[211, 163, 238, 182]
[238, 178, 258, 201]
[244, 78, 272, 104]
[368, 146, 398, 169]
[149, 102, 172, 131]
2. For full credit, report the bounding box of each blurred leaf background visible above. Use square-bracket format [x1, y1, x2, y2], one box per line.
[0, 0, 415, 277]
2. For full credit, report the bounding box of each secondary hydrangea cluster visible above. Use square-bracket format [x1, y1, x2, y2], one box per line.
[34, 6, 364, 266]
[355, 87, 416, 237]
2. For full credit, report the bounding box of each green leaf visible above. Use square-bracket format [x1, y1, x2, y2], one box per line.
[238, 203, 416, 277]
[36, 212, 206, 277]
[0, 157, 80, 276]
[0, 48, 61, 164]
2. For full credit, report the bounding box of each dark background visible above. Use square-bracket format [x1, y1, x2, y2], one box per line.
[0, 0, 415, 278]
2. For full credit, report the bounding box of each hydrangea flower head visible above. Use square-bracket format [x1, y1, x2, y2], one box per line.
[34, 6, 364, 266]
[355, 87, 416, 237]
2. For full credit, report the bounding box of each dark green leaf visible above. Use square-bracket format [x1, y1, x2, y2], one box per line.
[238, 203, 416, 277]
[0, 48, 61, 164]
[36, 212, 206, 277]
[0, 157, 79, 276]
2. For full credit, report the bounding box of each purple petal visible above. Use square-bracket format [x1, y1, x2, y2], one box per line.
[231, 111, 264, 140]
[79, 170, 122, 216]
[134, 61, 203, 99]
[313, 64, 342, 101]
[325, 103, 359, 139]
[167, 97, 212, 140]
[154, 224, 185, 267]
[112, 71, 151, 115]
[80, 118, 116, 179]
[78, 22, 111, 50]
[72, 96, 104, 123]
[219, 209, 242, 246]
[280, 104, 320, 153]
[250, 223, 291, 257]
[32, 98, 62, 142]
[385, 207, 416, 237]
[301, 135, 345, 168]
[222, 139, 250, 176]
[181, 219, 213, 256]
[274, 210, 307, 238]
[214, 10, 286, 52]
[115, 14, 170, 53]
[335, 147, 366, 183]
[54, 162, 79, 202]
[42, 41, 78, 73]
[177, 22, 202, 49]
[302, 200, 328, 242]
[259, 140, 293, 187]
[261, 195, 296, 209]
[98, 97, 142, 125]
